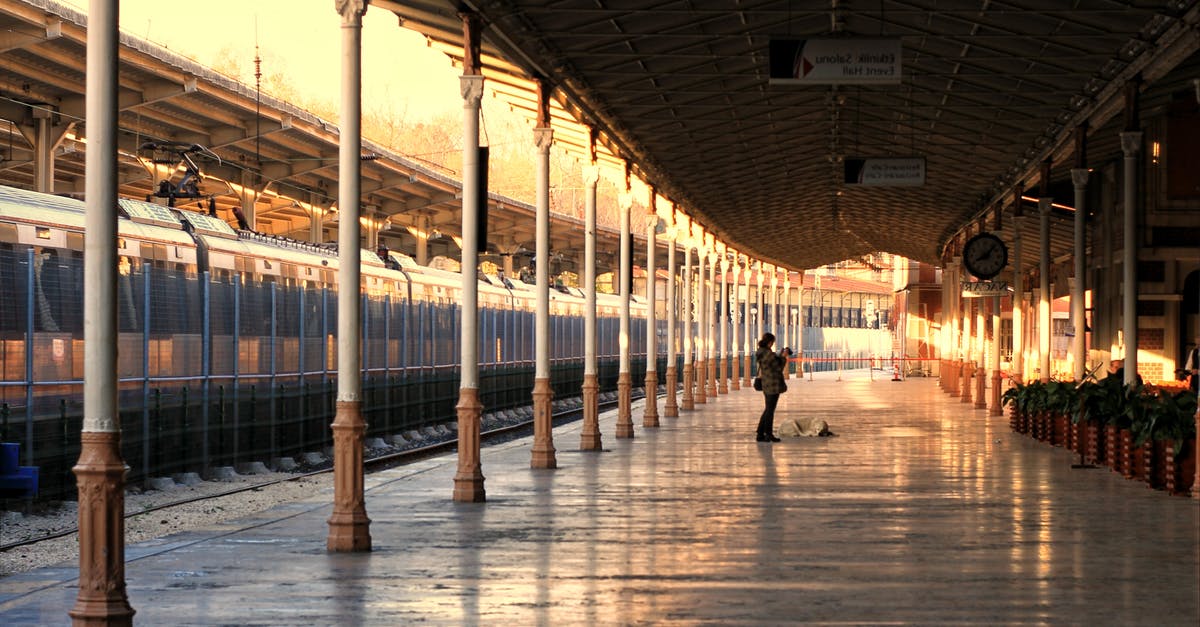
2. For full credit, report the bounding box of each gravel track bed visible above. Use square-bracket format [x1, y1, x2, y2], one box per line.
[1, 471, 331, 577]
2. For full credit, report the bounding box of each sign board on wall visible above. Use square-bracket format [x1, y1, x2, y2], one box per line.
[960, 281, 1010, 298]
[844, 157, 926, 186]
[769, 39, 902, 85]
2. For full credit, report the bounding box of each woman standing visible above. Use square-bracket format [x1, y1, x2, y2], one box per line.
[755, 332, 790, 442]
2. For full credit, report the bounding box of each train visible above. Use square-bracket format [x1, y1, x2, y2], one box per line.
[0, 182, 653, 501]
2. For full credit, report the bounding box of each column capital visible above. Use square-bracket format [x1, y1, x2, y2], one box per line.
[583, 164, 600, 186]
[335, 0, 367, 24]
[459, 74, 484, 106]
[534, 127, 554, 152]
[619, 191, 634, 210]
[644, 212, 660, 230]
[1120, 131, 1143, 155]
[1070, 167, 1090, 188]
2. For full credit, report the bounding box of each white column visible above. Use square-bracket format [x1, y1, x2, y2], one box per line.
[681, 242, 694, 410]
[328, 0, 372, 548]
[616, 191, 634, 436]
[1011, 215, 1024, 381]
[664, 223, 679, 416]
[756, 266, 765, 341]
[730, 259, 741, 390]
[1121, 132, 1142, 385]
[706, 250, 718, 398]
[71, 0, 135, 621]
[1072, 168, 1090, 380]
[1038, 197, 1052, 382]
[451, 58, 486, 502]
[643, 203, 660, 426]
[694, 247, 707, 404]
[770, 269, 779, 342]
[531, 124, 557, 467]
[580, 164, 601, 448]
[718, 256, 729, 393]
[743, 259, 753, 386]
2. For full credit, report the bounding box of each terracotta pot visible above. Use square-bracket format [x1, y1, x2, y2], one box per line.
[1009, 406, 1021, 433]
[1105, 424, 1119, 469]
[1054, 414, 1070, 448]
[1086, 421, 1102, 465]
[1120, 429, 1134, 479]
[1177, 438, 1197, 496]
[1132, 439, 1152, 484]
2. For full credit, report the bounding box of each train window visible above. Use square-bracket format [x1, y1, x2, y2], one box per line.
[118, 256, 132, 276]
[36, 227, 51, 239]
[117, 237, 125, 249]
[67, 232, 84, 251]
[173, 246, 183, 259]
[305, 267, 313, 276]
[0, 223, 15, 243]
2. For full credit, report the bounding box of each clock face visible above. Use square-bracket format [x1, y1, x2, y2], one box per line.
[962, 233, 1008, 280]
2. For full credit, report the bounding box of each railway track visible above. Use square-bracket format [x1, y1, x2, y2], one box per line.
[0, 398, 624, 553]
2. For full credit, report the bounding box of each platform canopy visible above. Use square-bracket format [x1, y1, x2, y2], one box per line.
[382, 0, 1200, 271]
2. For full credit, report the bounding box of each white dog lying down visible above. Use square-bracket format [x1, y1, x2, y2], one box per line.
[777, 416, 832, 437]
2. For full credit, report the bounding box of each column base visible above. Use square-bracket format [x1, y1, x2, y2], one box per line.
[643, 371, 660, 427]
[682, 363, 695, 410]
[531, 377, 557, 468]
[664, 366, 679, 417]
[990, 370, 1004, 416]
[580, 374, 602, 450]
[616, 372, 634, 438]
[743, 355, 753, 388]
[694, 360, 707, 404]
[948, 361, 960, 396]
[961, 365, 973, 404]
[731, 355, 741, 390]
[327, 400, 372, 552]
[706, 360, 718, 398]
[974, 367, 987, 409]
[453, 388, 486, 502]
[70, 431, 135, 627]
[718, 357, 729, 393]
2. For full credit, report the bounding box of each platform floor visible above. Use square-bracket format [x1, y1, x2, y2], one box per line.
[1, 372, 1198, 625]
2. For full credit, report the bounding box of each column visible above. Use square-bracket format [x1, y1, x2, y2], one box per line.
[681, 241, 695, 410]
[756, 265, 765, 345]
[327, 0, 372, 548]
[643, 192, 660, 428]
[452, 14, 486, 502]
[70, 0, 135, 623]
[530, 84, 557, 467]
[948, 261, 961, 396]
[664, 219, 679, 417]
[1038, 197, 1052, 382]
[580, 161, 601, 449]
[616, 187, 635, 437]
[706, 249, 719, 399]
[718, 255, 730, 394]
[1072, 167, 1090, 381]
[975, 294, 987, 409]
[743, 259, 754, 387]
[1011, 212, 1025, 383]
[730, 258, 742, 390]
[694, 247, 708, 404]
[990, 295, 1003, 415]
[1120, 131, 1142, 386]
[961, 295, 973, 404]
[782, 272, 791, 379]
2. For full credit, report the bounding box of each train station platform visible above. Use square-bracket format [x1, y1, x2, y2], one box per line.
[1, 372, 1198, 625]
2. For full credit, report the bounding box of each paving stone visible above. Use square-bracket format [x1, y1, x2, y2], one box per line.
[3, 373, 1196, 625]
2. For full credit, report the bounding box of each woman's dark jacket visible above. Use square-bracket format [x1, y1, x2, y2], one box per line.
[755, 347, 788, 395]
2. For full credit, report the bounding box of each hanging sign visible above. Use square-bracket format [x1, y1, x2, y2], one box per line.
[769, 39, 902, 85]
[960, 280, 1010, 298]
[844, 157, 925, 186]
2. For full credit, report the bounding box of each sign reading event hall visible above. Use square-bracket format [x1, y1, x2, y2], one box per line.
[769, 39, 902, 85]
